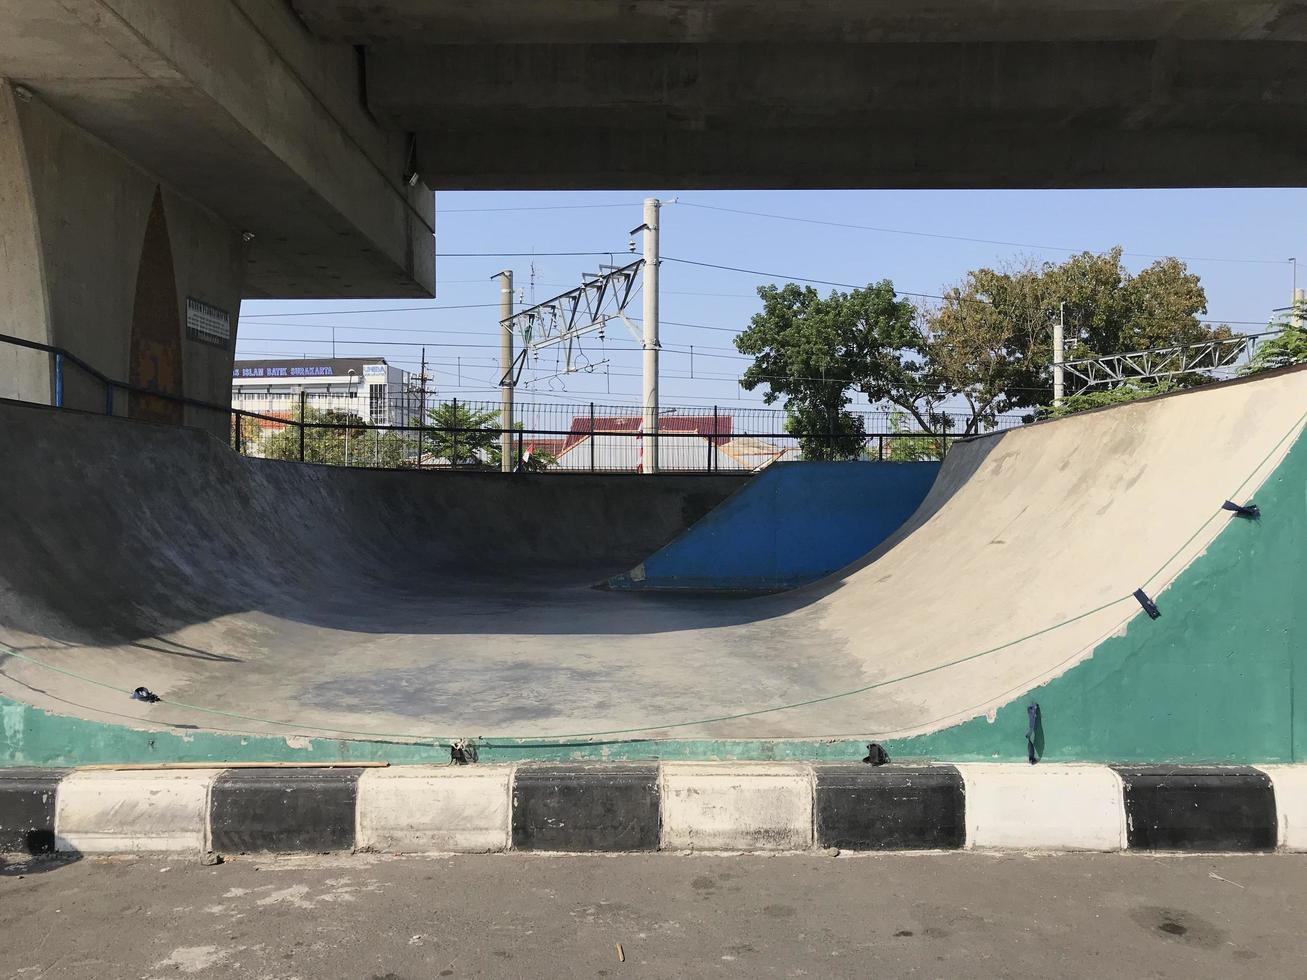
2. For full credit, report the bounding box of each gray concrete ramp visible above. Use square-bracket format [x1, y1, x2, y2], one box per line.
[0, 368, 1304, 750]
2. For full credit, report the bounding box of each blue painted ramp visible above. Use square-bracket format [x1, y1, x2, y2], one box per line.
[607, 461, 940, 593]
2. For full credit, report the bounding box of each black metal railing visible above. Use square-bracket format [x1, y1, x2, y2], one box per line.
[2, 333, 1018, 473]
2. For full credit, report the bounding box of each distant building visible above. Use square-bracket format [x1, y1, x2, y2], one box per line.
[231, 357, 413, 428]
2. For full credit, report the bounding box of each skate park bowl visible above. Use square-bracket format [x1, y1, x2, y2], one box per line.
[0, 365, 1305, 767]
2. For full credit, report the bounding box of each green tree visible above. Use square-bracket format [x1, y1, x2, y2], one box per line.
[351, 427, 413, 468]
[734, 281, 930, 460]
[418, 402, 502, 467]
[783, 403, 864, 462]
[487, 422, 559, 471]
[1241, 303, 1307, 376]
[931, 248, 1231, 420]
[506, 438, 559, 472]
[233, 412, 265, 454]
[1037, 380, 1178, 420]
[882, 410, 947, 461]
[261, 406, 369, 465]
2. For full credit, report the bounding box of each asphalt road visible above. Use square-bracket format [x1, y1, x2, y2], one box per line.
[2, 852, 1303, 979]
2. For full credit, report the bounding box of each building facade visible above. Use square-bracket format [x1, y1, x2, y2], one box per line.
[231, 357, 413, 427]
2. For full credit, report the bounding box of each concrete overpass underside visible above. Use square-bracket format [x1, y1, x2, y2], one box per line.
[0, 0, 433, 432]
[295, 0, 1307, 189]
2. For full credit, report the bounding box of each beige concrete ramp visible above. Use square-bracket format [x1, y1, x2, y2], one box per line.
[0, 368, 1303, 746]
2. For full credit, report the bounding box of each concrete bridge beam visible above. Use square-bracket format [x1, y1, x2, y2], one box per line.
[0, 1, 436, 433]
[292, 0, 1306, 45]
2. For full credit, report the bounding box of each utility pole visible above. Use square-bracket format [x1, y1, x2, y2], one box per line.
[1052, 302, 1066, 408]
[416, 346, 428, 468]
[495, 269, 514, 472]
[639, 197, 660, 473]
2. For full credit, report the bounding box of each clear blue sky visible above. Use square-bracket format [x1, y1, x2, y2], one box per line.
[240, 188, 1306, 413]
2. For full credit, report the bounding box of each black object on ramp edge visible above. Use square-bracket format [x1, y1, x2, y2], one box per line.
[210, 768, 363, 853]
[0, 768, 64, 854]
[1113, 766, 1277, 852]
[814, 765, 965, 851]
[512, 764, 660, 852]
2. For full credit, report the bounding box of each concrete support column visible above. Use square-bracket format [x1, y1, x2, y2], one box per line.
[0, 81, 244, 437]
[0, 82, 52, 406]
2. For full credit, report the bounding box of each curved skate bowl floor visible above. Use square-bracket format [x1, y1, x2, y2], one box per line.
[1, 365, 1304, 766]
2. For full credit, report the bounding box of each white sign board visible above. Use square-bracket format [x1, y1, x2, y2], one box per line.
[186, 297, 231, 349]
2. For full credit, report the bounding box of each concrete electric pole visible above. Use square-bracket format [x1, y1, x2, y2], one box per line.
[1052, 302, 1066, 408]
[640, 197, 660, 474]
[496, 269, 514, 472]
[1292, 257, 1303, 329]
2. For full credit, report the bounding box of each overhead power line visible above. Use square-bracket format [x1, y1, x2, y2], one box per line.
[240, 337, 496, 349]
[242, 321, 499, 335]
[441, 202, 639, 214]
[239, 334, 749, 361]
[662, 255, 947, 299]
[678, 200, 1293, 266]
[243, 303, 500, 318]
[440, 251, 625, 257]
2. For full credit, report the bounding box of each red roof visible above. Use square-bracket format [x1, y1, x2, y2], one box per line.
[558, 415, 734, 453]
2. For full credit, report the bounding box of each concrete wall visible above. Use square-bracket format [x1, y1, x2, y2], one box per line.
[0, 82, 243, 435]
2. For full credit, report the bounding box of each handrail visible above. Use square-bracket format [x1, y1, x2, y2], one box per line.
[0, 331, 110, 385]
[0, 331, 232, 417]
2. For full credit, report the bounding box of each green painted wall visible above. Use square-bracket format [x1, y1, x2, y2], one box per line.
[888, 427, 1307, 764]
[0, 698, 876, 766]
[2, 430, 1303, 768]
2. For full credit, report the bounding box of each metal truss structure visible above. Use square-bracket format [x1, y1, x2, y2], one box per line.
[1058, 332, 1274, 395]
[499, 260, 644, 386]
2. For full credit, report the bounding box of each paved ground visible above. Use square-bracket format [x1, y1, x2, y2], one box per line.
[1, 853, 1302, 979]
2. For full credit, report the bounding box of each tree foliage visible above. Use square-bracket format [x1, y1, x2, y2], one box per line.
[882, 410, 946, 461]
[929, 247, 1230, 422]
[782, 403, 864, 462]
[260, 406, 383, 466]
[1240, 302, 1307, 376]
[1036, 380, 1178, 420]
[416, 403, 557, 470]
[418, 402, 502, 466]
[734, 281, 928, 460]
[733, 250, 1229, 450]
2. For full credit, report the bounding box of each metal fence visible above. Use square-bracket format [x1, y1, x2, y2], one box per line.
[2, 333, 1024, 473]
[230, 390, 1026, 471]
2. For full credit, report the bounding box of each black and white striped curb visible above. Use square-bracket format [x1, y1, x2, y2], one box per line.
[3, 763, 1305, 856]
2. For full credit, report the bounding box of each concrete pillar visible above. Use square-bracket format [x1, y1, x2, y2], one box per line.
[0, 82, 52, 405]
[0, 81, 244, 437]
